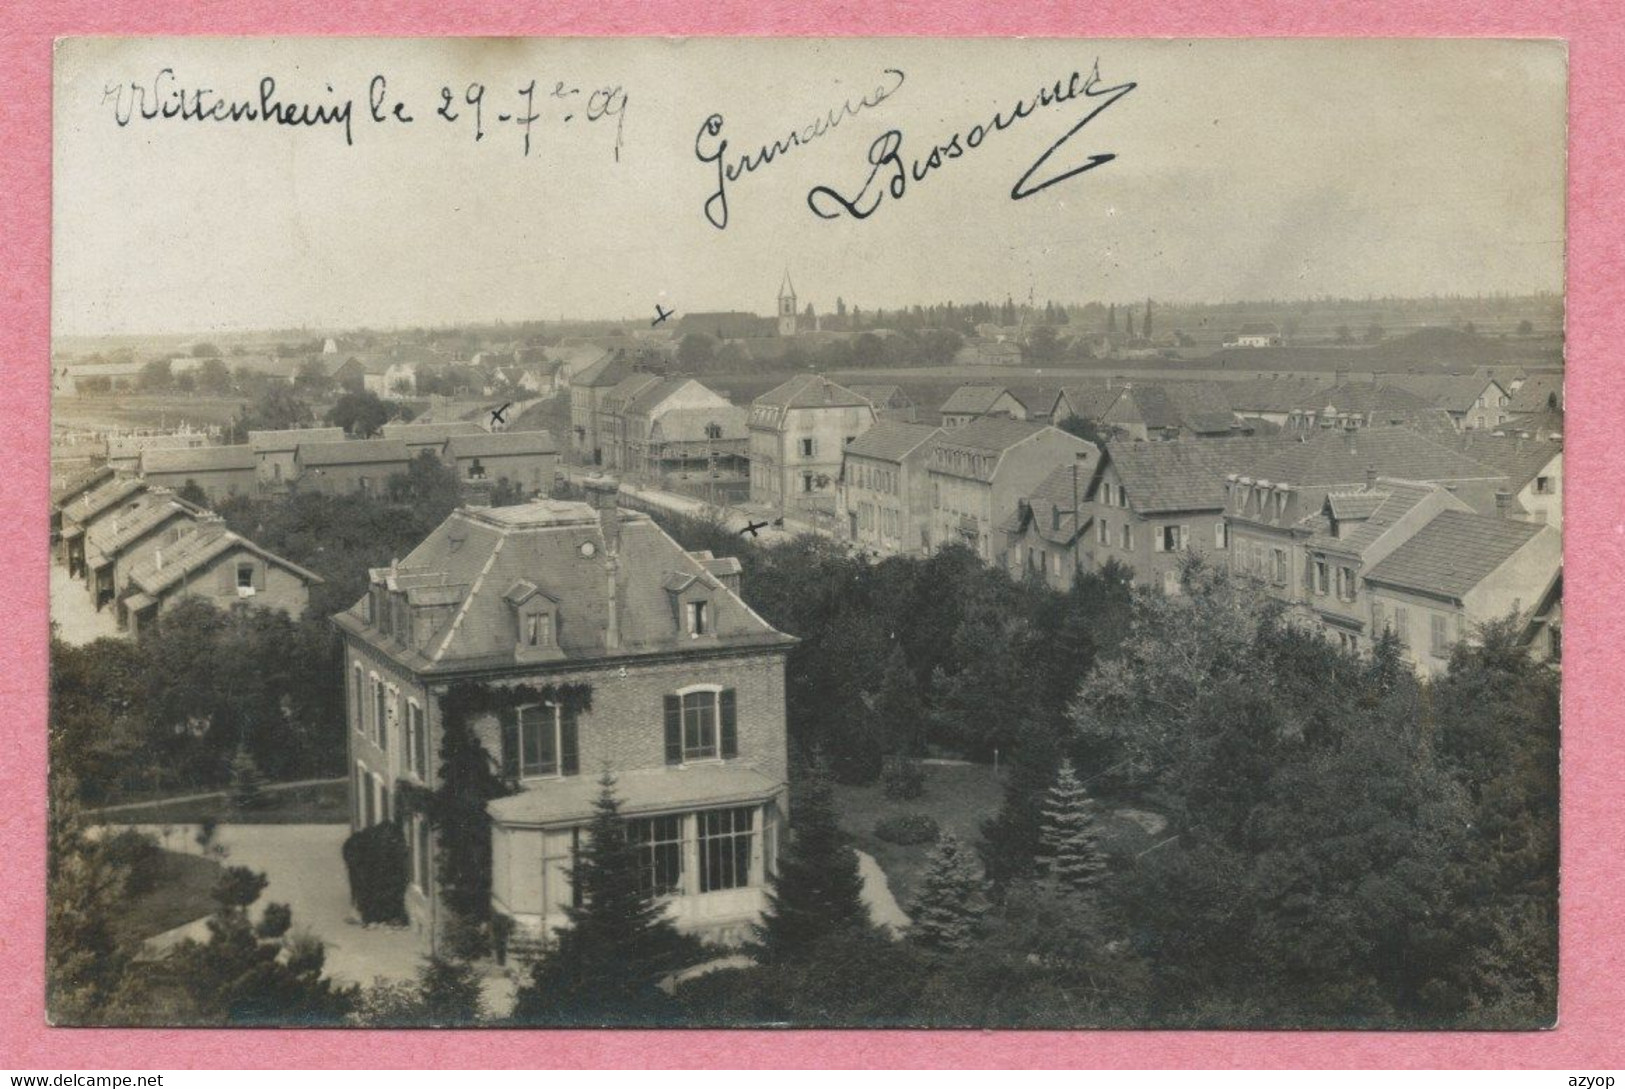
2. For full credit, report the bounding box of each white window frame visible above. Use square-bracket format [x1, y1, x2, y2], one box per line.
[676, 683, 724, 762]
[509, 701, 566, 781]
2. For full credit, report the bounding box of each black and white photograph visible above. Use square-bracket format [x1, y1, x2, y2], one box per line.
[47, 36, 1565, 1030]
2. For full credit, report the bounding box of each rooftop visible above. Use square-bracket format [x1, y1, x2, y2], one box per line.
[488, 764, 782, 827]
[1363, 510, 1548, 600]
[1245, 427, 1508, 489]
[248, 427, 347, 453]
[842, 421, 942, 463]
[297, 439, 412, 466]
[939, 385, 1023, 416]
[445, 429, 558, 459]
[139, 445, 257, 475]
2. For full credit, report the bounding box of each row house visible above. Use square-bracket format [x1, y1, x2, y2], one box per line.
[248, 427, 348, 492]
[1223, 376, 1329, 428]
[293, 440, 411, 496]
[567, 351, 637, 466]
[444, 430, 559, 497]
[379, 421, 487, 461]
[121, 522, 322, 638]
[59, 476, 150, 576]
[138, 445, 257, 504]
[1507, 373, 1563, 417]
[1385, 374, 1511, 432]
[938, 386, 1029, 429]
[1000, 459, 1095, 590]
[1081, 438, 1283, 596]
[82, 490, 207, 614]
[51, 464, 115, 544]
[106, 430, 211, 472]
[1048, 382, 1243, 442]
[1363, 510, 1562, 676]
[334, 480, 796, 952]
[1222, 426, 1511, 621]
[838, 421, 941, 558]
[926, 418, 1097, 564]
[1289, 478, 1474, 653]
[594, 373, 662, 471]
[748, 375, 877, 514]
[1449, 431, 1563, 531]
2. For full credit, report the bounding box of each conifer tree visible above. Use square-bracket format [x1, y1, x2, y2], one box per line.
[1106, 303, 1117, 333]
[1144, 298, 1154, 339]
[907, 832, 988, 952]
[1037, 759, 1109, 895]
[754, 762, 872, 962]
[512, 773, 685, 1024]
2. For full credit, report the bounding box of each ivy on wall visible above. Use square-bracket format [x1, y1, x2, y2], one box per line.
[413, 680, 593, 954]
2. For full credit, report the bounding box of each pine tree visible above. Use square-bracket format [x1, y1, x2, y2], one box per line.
[754, 763, 872, 962]
[907, 832, 988, 951]
[228, 745, 267, 810]
[1106, 303, 1117, 333]
[1143, 298, 1154, 340]
[873, 643, 925, 757]
[978, 720, 1062, 884]
[1037, 759, 1108, 894]
[511, 773, 685, 1024]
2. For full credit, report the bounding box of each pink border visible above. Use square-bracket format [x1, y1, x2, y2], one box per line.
[5, 1, 1623, 1070]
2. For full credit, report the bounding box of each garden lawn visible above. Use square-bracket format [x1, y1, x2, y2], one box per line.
[115, 850, 225, 944]
[98, 779, 349, 826]
[831, 763, 1006, 911]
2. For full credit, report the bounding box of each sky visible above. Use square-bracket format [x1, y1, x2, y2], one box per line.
[53, 37, 1567, 337]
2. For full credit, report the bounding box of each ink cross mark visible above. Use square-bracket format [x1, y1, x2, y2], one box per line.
[740, 519, 769, 538]
[490, 402, 512, 427]
[652, 304, 674, 327]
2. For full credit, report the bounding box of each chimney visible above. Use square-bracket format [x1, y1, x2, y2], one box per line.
[1495, 490, 1513, 519]
[584, 475, 622, 556]
[1365, 466, 1377, 490]
[1344, 430, 1357, 454]
[155, 547, 163, 571]
[584, 475, 623, 650]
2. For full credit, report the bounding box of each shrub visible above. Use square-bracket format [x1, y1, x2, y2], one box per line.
[873, 813, 940, 845]
[228, 748, 268, 810]
[101, 829, 163, 897]
[341, 822, 409, 925]
[882, 756, 926, 800]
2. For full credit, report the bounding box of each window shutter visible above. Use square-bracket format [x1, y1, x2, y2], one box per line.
[1179, 525, 1189, 551]
[720, 688, 738, 758]
[1153, 529, 1164, 552]
[218, 563, 233, 591]
[664, 695, 682, 765]
[253, 560, 266, 591]
[560, 707, 580, 776]
[500, 716, 519, 779]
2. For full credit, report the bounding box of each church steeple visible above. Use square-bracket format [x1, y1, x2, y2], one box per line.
[777, 269, 798, 337]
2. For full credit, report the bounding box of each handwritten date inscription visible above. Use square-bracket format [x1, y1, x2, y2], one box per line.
[101, 70, 628, 160]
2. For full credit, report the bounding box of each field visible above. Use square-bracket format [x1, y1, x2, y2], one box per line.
[52, 393, 250, 435]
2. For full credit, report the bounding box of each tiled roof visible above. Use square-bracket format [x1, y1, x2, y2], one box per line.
[1290, 382, 1435, 417]
[1450, 432, 1561, 491]
[940, 385, 1021, 416]
[1508, 373, 1564, 414]
[296, 439, 411, 466]
[446, 430, 558, 458]
[126, 525, 323, 597]
[1384, 374, 1502, 414]
[930, 416, 1048, 454]
[1363, 510, 1546, 599]
[338, 499, 793, 669]
[1005, 463, 1095, 544]
[380, 421, 486, 444]
[753, 374, 871, 411]
[1051, 384, 1124, 421]
[623, 376, 708, 418]
[488, 763, 782, 827]
[600, 373, 663, 414]
[1225, 376, 1329, 413]
[51, 464, 115, 508]
[62, 477, 148, 528]
[842, 421, 941, 463]
[140, 445, 257, 475]
[1501, 407, 1565, 439]
[1244, 427, 1507, 489]
[85, 493, 202, 563]
[1312, 479, 1445, 556]
[249, 427, 347, 453]
[849, 384, 907, 406]
[1105, 437, 1287, 514]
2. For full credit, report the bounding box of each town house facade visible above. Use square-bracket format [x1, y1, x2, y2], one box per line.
[839, 421, 941, 557]
[748, 375, 876, 514]
[334, 480, 796, 954]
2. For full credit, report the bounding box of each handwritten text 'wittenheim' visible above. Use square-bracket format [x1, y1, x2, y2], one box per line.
[100, 70, 629, 159]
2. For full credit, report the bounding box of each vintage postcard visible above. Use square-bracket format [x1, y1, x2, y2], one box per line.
[47, 36, 1565, 1030]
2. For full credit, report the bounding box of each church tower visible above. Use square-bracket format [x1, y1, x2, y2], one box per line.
[777, 270, 798, 337]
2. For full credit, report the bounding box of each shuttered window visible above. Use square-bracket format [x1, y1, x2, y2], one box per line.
[665, 689, 737, 763]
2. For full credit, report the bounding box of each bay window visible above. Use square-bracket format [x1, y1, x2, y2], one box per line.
[699, 807, 755, 893]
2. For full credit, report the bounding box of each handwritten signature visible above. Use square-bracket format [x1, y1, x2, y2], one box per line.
[694, 69, 906, 230]
[806, 61, 1134, 221]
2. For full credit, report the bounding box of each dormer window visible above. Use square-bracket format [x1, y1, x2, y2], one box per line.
[525, 611, 555, 648]
[688, 600, 710, 636]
